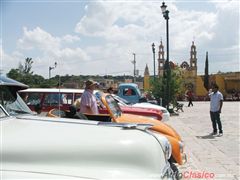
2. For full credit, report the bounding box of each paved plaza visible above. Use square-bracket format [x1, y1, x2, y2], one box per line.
[166, 101, 240, 180]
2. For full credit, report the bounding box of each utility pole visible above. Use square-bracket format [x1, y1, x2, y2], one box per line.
[132, 53, 136, 83]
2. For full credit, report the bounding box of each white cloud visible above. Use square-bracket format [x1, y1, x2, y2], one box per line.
[2, 0, 239, 77]
[209, 1, 239, 48]
[74, 1, 231, 75]
[75, 2, 117, 36]
[12, 27, 90, 77]
[17, 27, 61, 52]
[0, 48, 25, 74]
[62, 35, 80, 43]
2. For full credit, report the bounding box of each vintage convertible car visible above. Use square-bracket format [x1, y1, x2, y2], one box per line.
[0, 76, 174, 179]
[48, 92, 187, 170]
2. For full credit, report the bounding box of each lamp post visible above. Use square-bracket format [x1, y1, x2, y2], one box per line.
[160, 2, 171, 109]
[132, 53, 136, 83]
[152, 43, 156, 81]
[49, 62, 57, 79]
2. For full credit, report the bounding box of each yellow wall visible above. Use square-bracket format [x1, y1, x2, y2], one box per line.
[215, 75, 226, 95]
[195, 75, 226, 96]
[195, 76, 208, 96]
[226, 80, 240, 91]
[195, 74, 239, 97]
[143, 69, 239, 98]
[144, 76, 150, 91]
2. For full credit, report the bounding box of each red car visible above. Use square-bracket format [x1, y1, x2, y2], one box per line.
[99, 105, 162, 120]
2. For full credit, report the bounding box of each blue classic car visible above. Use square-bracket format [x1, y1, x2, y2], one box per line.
[117, 83, 143, 104]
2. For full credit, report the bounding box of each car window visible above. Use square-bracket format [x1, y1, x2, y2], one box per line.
[43, 93, 62, 106]
[62, 93, 73, 105]
[25, 92, 43, 105]
[0, 86, 33, 115]
[123, 88, 136, 96]
[75, 93, 82, 100]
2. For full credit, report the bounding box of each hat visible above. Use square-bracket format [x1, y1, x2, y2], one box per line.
[85, 79, 98, 88]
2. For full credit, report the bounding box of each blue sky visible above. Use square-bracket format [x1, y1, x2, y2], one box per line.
[1, 0, 239, 78]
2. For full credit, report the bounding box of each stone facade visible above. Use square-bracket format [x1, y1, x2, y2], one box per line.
[144, 41, 240, 100]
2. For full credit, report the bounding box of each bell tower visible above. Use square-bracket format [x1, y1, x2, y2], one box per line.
[190, 41, 197, 76]
[144, 64, 150, 91]
[158, 40, 165, 77]
[144, 64, 150, 76]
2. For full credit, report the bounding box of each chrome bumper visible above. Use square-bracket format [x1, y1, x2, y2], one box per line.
[161, 162, 175, 180]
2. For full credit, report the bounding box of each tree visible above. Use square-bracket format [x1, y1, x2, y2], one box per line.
[20, 57, 33, 75]
[150, 77, 164, 104]
[204, 51, 209, 91]
[7, 69, 23, 81]
[150, 67, 184, 108]
[7, 57, 42, 87]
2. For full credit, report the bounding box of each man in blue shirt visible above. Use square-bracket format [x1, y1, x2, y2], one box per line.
[209, 84, 223, 136]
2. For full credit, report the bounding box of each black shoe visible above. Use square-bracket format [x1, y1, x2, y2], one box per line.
[211, 132, 217, 135]
[219, 131, 223, 136]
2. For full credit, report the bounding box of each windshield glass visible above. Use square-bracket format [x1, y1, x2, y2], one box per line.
[105, 95, 122, 118]
[0, 86, 33, 116]
[113, 95, 132, 105]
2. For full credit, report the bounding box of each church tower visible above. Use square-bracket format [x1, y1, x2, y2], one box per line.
[190, 41, 197, 76]
[158, 40, 165, 77]
[144, 64, 150, 91]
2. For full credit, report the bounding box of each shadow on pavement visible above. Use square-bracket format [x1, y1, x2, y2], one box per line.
[196, 133, 216, 139]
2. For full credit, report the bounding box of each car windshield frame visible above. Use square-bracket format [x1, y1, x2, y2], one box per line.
[0, 86, 33, 116]
[0, 104, 9, 118]
[104, 94, 122, 118]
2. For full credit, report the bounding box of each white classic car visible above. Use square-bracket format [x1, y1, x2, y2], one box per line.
[0, 76, 174, 180]
[112, 94, 170, 121]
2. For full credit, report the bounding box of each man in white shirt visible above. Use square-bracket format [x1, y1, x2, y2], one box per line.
[209, 84, 223, 136]
[80, 79, 99, 115]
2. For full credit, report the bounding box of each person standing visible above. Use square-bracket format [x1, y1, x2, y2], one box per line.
[209, 84, 223, 136]
[186, 89, 193, 107]
[79, 79, 99, 114]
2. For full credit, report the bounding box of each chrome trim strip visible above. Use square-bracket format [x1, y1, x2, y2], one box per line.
[98, 122, 153, 130]
[0, 104, 10, 117]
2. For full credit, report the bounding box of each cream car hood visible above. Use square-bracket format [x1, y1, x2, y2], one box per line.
[1, 115, 172, 179]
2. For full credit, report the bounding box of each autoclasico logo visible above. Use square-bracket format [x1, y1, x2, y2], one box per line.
[176, 171, 215, 179]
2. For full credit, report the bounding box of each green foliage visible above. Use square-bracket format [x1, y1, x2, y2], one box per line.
[18, 57, 33, 75]
[150, 77, 164, 104]
[150, 67, 184, 107]
[6, 58, 144, 89]
[7, 57, 45, 87]
[7, 69, 23, 81]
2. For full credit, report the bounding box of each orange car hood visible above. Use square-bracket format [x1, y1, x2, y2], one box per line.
[115, 113, 181, 141]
